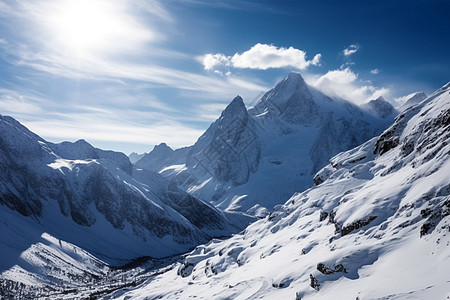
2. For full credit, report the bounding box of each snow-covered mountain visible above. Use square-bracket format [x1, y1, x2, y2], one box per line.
[110, 81, 450, 300]
[136, 143, 191, 173]
[0, 115, 248, 295]
[398, 91, 428, 111]
[137, 72, 394, 216]
[362, 96, 397, 119]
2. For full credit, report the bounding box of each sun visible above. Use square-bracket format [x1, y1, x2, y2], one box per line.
[45, 0, 152, 58]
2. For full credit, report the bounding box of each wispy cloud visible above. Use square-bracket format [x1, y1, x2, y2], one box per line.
[370, 68, 380, 74]
[24, 116, 205, 149]
[1, 40, 268, 100]
[342, 44, 360, 56]
[0, 0, 268, 99]
[0, 88, 46, 115]
[0, 0, 273, 154]
[317, 67, 357, 84]
[0, 87, 204, 151]
[202, 43, 321, 72]
[136, 0, 174, 23]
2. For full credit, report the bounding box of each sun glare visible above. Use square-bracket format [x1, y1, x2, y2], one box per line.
[46, 0, 152, 58]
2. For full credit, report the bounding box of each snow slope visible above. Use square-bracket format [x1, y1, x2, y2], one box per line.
[0, 115, 246, 294]
[139, 72, 394, 216]
[111, 81, 450, 300]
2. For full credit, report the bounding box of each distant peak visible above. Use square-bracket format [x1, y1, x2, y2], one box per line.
[364, 96, 395, 119]
[75, 139, 89, 144]
[153, 142, 172, 151]
[367, 96, 393, 108]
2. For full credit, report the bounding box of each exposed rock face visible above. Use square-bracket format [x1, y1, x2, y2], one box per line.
[187, 96, 261, 186]
[316, 263, 347, 274]
[341, 216, 377, 236]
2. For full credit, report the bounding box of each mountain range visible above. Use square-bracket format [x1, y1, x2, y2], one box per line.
[0, 115, 250, 296]
[1, 72, 447, 299]
[135, 72, 396, 217]
[109, 80, 450, 300]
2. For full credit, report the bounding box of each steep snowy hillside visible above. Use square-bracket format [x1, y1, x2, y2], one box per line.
[112, 82, 450, 300]
[142, 72, 394, 216]
[0, 115, 243, 295]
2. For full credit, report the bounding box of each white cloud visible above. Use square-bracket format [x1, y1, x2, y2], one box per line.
[311, 67, 390, 104]
[318, 67, 357, 84]
[203, 53, 230, 71]
[202, 43, 321, 71]
[231, 43, 321, 70]
[343, 44, 359, 56]
[370, 68, 380, 74]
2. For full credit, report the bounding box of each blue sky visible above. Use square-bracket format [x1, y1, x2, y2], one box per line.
[0, 0, 449, 154]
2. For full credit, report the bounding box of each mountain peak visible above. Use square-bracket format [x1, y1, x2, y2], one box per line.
[250, 71, 317, 125]
[74, 139, 90, 145]
[364, 96, 395, 119]
[229, 95, 245, 108]
[153, 142, 172, 151]
[279, 72, 307, 90]
[285, 71, 305, 81]
[220, 95, 247, 119]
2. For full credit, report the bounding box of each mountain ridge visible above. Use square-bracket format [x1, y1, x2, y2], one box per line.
[137, 72, 396, 216]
